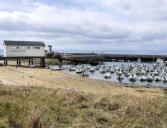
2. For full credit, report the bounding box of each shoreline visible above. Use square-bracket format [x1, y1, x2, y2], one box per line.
[1, 64, 166, 89]
[64, 70, 167, 89]
[0, 66, 164, 98]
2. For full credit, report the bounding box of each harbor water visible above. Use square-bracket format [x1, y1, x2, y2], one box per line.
[60, 61, 167, 87]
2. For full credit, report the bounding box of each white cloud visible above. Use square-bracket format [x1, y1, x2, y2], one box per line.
[0, 0, 167, 52]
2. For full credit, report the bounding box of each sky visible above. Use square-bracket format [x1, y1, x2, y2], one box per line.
[0, 0, 167, 53]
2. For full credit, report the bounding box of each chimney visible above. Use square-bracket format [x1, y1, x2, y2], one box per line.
[48, 45, 52, 53]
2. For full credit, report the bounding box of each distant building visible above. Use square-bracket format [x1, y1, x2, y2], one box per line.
[3, 40, 45, 57]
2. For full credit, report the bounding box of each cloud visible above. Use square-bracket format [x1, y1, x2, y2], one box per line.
[0, 0, 167, 52]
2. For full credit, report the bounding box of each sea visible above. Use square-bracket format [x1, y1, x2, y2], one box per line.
[62, 61, 167, 87]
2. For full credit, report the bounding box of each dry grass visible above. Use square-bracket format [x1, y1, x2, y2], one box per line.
[0, 85, 166, 128]
[0, 66, 165, 127]
[0, 66, 163, 99]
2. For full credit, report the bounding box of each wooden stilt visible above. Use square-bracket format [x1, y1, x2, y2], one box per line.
[16, 58, 19, 67]
[3, 57, 46, 67]
[19, 59, 21, 66]
[5, 58, 8, 66]
[29, 58, 31, 66]
[4, 58, 6, 66]
[31, 58, 33, 65]
[43, 58, 45, 67]
[40, 58, 42, 66]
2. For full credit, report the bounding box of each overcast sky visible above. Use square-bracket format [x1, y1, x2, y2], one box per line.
[0, 0, 167, 52]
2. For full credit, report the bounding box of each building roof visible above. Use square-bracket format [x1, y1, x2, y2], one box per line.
[4, 40, 45, 47]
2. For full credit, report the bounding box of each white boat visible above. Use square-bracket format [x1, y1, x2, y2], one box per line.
[116, 71, 123, 75]
[106, 68, 111, 72]
[76, 69, 84, 73]
[87, 65, 91, 69]
[139, 75, 147, 81]
[113, 66, 119, 71]
[147, 75, 154, 82]
[45, 65, 50, 69]
[161, 76, 167, 82]
[138, 58, 141, 63]
[110, 68, 115, 73]
[29, 65, 36, 68]
[118, 59, 124, 62]
[95, 66, 100, 70]
[104, 73, 111, 78]
[136, 71, 141, 76]
[89, 67, 95, 72]
[128, 64, 135, 69]
[154, 76, 161, 82]
[124, 72, 130, 77]
[81, 71, 89, 77]
[153, 71, 159, 76]
[69, 66, 76, 71]
[100, 69, 106, 73]
[52, 66, 64, 70]
[48, 65, 56, 69]
[128, 74, 137, 81]
[117, 75, 124, 81]
[145, 68, 150, 73]
[161, 72, 167, 76]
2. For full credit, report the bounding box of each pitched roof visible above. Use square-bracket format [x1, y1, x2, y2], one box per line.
[4, 40, 45, 46]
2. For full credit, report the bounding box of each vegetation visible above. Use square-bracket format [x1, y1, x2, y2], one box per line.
[0, 85, 167, 128]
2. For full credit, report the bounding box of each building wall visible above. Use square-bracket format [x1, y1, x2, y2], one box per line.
[3, 45, 45, 57]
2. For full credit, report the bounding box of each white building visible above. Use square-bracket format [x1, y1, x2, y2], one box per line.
[3, 40, 46, 57]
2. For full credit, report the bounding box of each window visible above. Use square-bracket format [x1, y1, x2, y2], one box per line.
[10, 46, 21, 52]
[34, 47, 40, 49]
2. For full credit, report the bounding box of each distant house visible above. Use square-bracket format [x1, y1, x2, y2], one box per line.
[3, 40, 46, 57]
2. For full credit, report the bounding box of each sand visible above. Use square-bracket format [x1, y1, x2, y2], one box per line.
[0, 66, 164, 99]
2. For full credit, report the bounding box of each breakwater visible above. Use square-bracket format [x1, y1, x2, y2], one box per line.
[1, 53, 166, 66]
[48, 53, 167, 65]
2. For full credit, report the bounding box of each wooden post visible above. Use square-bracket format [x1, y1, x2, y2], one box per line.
[19, 59, 21, 66]
[29, 58, 31, 66]
[40, 58, 42, 66]
[43, 58, 45, 67]
[31, 58, 33, 65]
[16, 58, 18, 67]
[42, 58, 45, 67]
[5, 58, 8, 66]
[4, 58, 6, 66]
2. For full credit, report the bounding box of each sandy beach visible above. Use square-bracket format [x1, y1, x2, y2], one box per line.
[0, 66, 163, 98]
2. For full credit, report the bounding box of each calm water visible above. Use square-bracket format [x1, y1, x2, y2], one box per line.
[62, 62, 167, 87]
